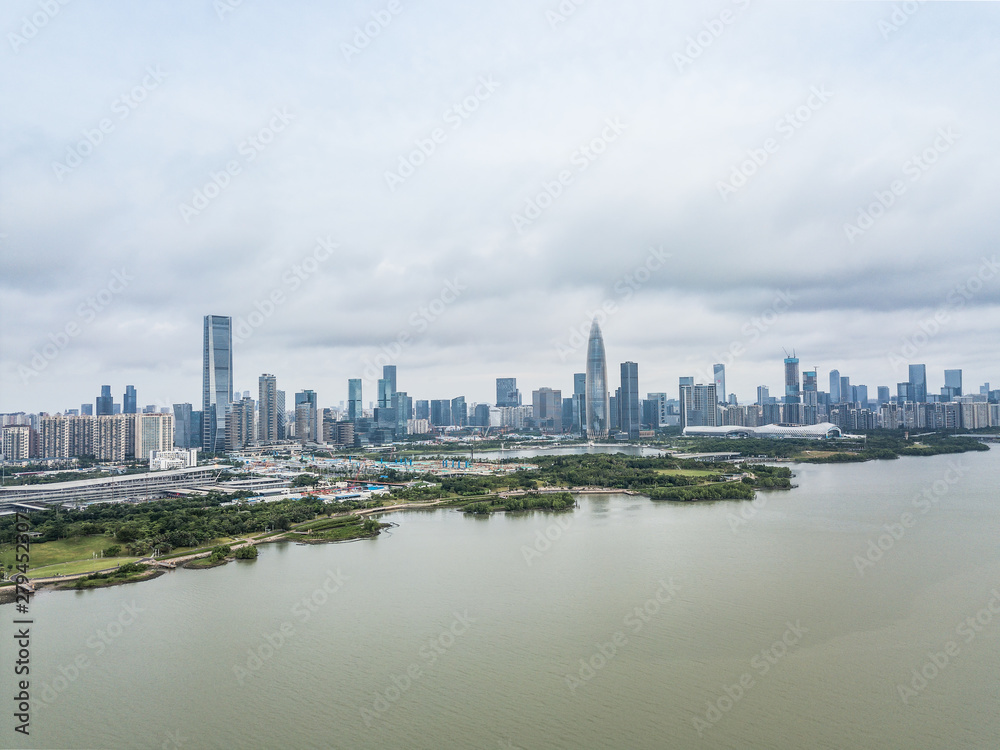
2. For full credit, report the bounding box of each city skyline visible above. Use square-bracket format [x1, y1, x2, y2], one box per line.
[3, 310, 998, 418]
[3, 3, 1000, 414]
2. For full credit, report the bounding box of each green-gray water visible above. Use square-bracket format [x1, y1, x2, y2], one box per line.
[4, 447, 999, 749]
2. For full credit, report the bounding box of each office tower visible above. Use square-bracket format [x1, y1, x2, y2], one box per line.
[258, 374, 279, 443]
[877, 386, 890, 405]
[840, 376, 851, 404]
[81, 403, 93, 416]
[897, 382, 915, 403]
[113, 403, 122, 415]
[908, 364, 927, 403]
[620, 362, 640, 439]
[451, 396, 467, 427]
[783, 354, 801, 424]
[294, 391, 318, 444]
[532, 388, 563, 433]
[942, 369, 962, 400]
[829, 370, 841, 403]
[276, 390, 286, 439]
[572, 372, 587, 434]
[713, 364, 726, 405]
[96, 385, 113, 416]
[562, 398, 573, 432]
[474, 402, 491, 428]
[679, 378, 717, 428]
[981, 383, 991, 395]
[202, 314, 233, 452]
[415, 400, 430, 421]
[584, 320, 609, 439]
[646, 392, 667, 428]
[173, 403, 193, 449]
[393, 392, 411, 435]
[123, 385, 137, 414]
[348, 379, 363, 422]
[377, 379, 391, 410]
[802, 370, 818, 425]
[383, 365, 397, 397]
[854, 385, 868, 407]
[496, 378, 520, 407]
[431, 399, 452, 426]
[757, 386, 769, 405]
[135, 412, 174, 460]
[609, 392, 619, 431]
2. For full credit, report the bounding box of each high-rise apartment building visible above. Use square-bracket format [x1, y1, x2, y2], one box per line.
[258, 374, 279, 443]
[202, 315, 233, 452]
[294, 390, 318, 444]
[227, 397, 255, 450]
[135, 413, 174, 460]
[679, 378, 718, 428]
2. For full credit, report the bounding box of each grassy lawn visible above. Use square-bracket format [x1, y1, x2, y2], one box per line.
[0, 535, 113, 571]
[28, 557, 141, 578]
[654, 468, 721, 478]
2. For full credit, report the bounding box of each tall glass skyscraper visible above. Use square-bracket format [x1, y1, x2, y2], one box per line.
[496, 377, 520, 407]
[908, 364, 927, 403]
[713, 364, 726, 405]
[202, 315, 233, 452]
[348, 379, 363, 421]
[585, 320, 609, 439]
[96, 385, 113, 416]
[620, 362, 640, 439]
[123, 385, 137, 414]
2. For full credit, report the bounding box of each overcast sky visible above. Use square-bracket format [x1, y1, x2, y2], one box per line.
[2, 0, 998, 414]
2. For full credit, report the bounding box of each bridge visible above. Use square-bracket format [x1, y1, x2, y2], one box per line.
[956, 434, 1000, 443]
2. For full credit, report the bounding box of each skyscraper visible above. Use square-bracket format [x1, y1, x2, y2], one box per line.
[679, 377, 717, 428]
[531, 388, 562, 433]
[784, 354, 801, 424]
[572, 372, 587, 434]
[383, 365, 397, 397]
[496, 378, 520, 407]
[172, 403, 193, 449]
[943, 369, 962, 400]
[348, 379, 363, 421]
[258, 374, 279, 443]
[584, 319, 609, 439]
[713, 364, 726, 405]
[620, 361, 640, 439]
[202, 315, 233, 452]
[908, 364, 927, 403]
[802, 369, 818, 425]
[295, 390, 318, 444]
[276, 390, 285, 439]
[829, 370, 841, 403]
[96, 385, 113, 416]
[451, 396, 467, 427]
[123, 385, 137, 415]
